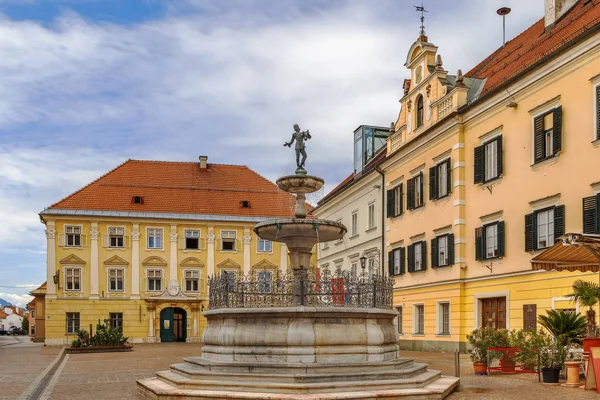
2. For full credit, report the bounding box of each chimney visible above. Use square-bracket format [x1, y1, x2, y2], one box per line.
[199, 156, 208, 169]
[545, 0, 578, 29]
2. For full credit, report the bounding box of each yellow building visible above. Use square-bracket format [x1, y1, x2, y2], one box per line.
[382, 1, 600, 351]
[40, 156, 310, 345]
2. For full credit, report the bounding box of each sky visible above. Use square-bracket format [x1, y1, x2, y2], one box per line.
[0, 0, 544, 307]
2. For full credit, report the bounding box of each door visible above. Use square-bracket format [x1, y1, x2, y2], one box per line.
[482, 297, 506, 330]
[160, 308, 175, 342]
[173, 308, 187, 342]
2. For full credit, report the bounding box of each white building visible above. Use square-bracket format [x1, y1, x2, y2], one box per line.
[0, 306, 23, 330]
[314, 125, 389, 275]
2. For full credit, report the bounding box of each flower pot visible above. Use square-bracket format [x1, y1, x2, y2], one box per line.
[473, 362, 487, 375]
[541, 367, 561, 384]
[563, 361, 581, 388]
[582, 338, 600, 352]
[500, 355, 516, 372]
[583, 352, 590, 378]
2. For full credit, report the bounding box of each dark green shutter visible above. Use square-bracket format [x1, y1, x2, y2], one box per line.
[497, 221, 505, 257]
[431, 237, 439, 268]
[419, 172, 424, 206]
[496, 136, 503, 177]
[525, 213, 535, 252]
[448, 233, 455, 265]
[429, 166, 438, 200]
[583, 196, 597, 234]
[446, 159, 452, 195]
[407, 177, 414, 210]
[474, 144, 484, 184]
[553, 106, 562, 155]
[421, 241, 427, 270]
[407, 244, 415, 272]
[400, 247, 406, 274]
[475, 227, 484, 260]
[596, 85, 600, 140]
[534, 115, 545, 163]
[387, 189, 395, 218]
[554, 205, 565, 241]
[388, 251, 394, 276]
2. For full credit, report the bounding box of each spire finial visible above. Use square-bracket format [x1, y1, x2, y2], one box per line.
[414, 3, 429, 39]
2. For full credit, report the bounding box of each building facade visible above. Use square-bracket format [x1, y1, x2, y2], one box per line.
[0, 306, 24, 330]
[40, 157, 313, 345]
[382, 0, 600, 351]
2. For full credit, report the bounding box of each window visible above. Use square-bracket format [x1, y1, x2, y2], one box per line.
[429, 159, 451, 200]
[66, 312, 80, 334]
[321, 242, 329, 250]
[397, 306, 403, 334]
[185, 270, 200, 292]
[65, 226, 82, 247]
[65, 268, 81, 291]
[221, 230, 237, 251]
[474, 136, 503, 184]
[438, 302, 450, 335]
[388, 247, 405, 276]
[351, 261, 358, 277]
[476, 221, 505, 260]
[354, 129, 363, 173]
[368, 203, 376, 229]
[257, 271, 272, 293]
[368, 258, 375, 275]
[407, 173, 424, 210]
[185, 230, 200, 250]
[109, 313, 123, 330]
[108, 269, 124, 292]
[31, 310, 35, 318]
[351, 211, 358, 236]
[132, 196, 144, 204]
[596, 85, 600, 140]
[414, 304, 425, 334]
[258, 238, 272, 253]
[108, 227, 125, 248]
[240, 200, 250, 208]
[222, 270, 237, 292]
[147, 269, 162, 291]
[416, 95, 424, 128]
[583, 194, 600, 234]
[533, 107, 562, 163]
[387, 184, 403, 218]
[408, 241, 426, 272]
[431, 234, 454, 268]
[525, 205, 564, 251]
[147, 228, 163, 249]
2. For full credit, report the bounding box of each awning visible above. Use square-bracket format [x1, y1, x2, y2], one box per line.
[531, 233, 600, 272]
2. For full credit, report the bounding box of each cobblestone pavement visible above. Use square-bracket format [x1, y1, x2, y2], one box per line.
[2, 343, 600, 399]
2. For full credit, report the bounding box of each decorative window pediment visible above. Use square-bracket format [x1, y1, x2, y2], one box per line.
[104, 255, 129, 266]
[217, 258, 241, 269]
[142, 256, 167, 267]
[60, 254, 86, 265]
[180, 257, 204, 268]
[252, 259, 277, 270]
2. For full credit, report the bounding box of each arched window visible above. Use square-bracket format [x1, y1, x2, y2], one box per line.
[416, 95, 424, 129]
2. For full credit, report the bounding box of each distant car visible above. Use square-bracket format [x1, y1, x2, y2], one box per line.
[7, 327, 26, 336]
[0, 328, 7, 335]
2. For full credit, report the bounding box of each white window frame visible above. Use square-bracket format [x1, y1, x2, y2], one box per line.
[413, 303, 425, 335]
[351, 261, 358, 277]
[368, 202, 376, 229]
[531, 105, 559, 163]
[66, 312, 80, 334]
[437, 161, 449, 198]
[257, 238, 272, 253]
[107, 268, 125, 292]
[64, 225, 83, 248]
[108, 226, 126, 249]
[484, 140, 498, 181]
[220, 230, 237, 251]
[485, 223, 498, 259]
[594, 82, 600, 141]
[393, 185, 402, 216]
[351, 211, 358, 236]
[438, 235, 448, 266]
[413, 174, 422, 207]
[64, 267, 82, 292]
[397, 306, 403, 334]
[392, 247, 402, 275]
[536, 208, 554, 249]
[147, 228, 163, 250]
[184, 269, 201, 293]
[414, 242, 423, 271]
[437, 301, 451, 335]
[146, 269, 163, 292]
[184, 229, 201, 250]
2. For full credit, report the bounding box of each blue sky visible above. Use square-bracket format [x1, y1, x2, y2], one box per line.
[0, 0, 543, 306]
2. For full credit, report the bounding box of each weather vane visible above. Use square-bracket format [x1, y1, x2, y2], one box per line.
[414, 3, 428, 37]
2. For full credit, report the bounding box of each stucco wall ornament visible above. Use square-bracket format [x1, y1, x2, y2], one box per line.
[407, 99, 412, 112]
[426, 83, 431, 98]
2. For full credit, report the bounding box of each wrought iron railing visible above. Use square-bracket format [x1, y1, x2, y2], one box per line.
[208, 266, 394, 310]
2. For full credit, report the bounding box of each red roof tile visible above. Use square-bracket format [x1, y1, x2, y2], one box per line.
[466, 1, 600, 98]
[47, 160, 299, 218]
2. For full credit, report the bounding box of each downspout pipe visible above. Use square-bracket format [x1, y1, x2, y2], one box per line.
[375, 165, 386, 276]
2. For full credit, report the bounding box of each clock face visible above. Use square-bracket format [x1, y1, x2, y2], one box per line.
[167, 280, 179, 296]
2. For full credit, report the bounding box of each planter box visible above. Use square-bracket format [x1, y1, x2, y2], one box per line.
[66, 345, 133, 354]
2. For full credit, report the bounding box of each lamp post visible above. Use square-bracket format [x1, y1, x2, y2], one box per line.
[360, 250, 381, 276]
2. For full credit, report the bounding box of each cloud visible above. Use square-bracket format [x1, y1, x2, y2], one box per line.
[0, 292, 33, 308]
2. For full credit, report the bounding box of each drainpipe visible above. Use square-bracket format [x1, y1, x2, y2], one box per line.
[375, 165, 386, 276]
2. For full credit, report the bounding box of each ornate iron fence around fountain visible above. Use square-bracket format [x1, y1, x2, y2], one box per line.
[208, 266, 394, 310]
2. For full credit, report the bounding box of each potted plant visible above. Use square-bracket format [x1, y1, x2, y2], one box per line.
[538, 309, 585, 346]
[510, 329, 545, 371]
[487, 329, 514, 372]
[538, 332, 570, 384]
[467, 327, 493, 375]
[568, 279, 600, 352]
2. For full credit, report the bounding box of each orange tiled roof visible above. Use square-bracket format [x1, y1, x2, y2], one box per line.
[46, 160, 299, 218]
[0, 310, 7, 319]
[466, 0, 600, 98]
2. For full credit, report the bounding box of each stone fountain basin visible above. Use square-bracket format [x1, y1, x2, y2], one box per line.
[254, 218, 346, 246]
[277, 175, 324, 194]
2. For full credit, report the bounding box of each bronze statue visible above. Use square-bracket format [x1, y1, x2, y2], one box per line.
[284, 124, 311, 173]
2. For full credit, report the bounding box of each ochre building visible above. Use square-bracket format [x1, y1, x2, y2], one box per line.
[382, 1, 600, 351]
[40, 157, 310, 345]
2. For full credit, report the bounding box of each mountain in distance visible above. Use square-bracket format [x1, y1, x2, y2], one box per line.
[0, 298, 13, 307]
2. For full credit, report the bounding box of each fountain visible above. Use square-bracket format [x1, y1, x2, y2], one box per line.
[137, 125, 459, 399]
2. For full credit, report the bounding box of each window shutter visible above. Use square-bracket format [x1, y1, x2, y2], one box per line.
[534, 114, 545, 163]
[553, 106, 562, 155]
[448, 233, 455, 265]
[399, 183, 404, 215]
[597, 194, 600, 234]
[596, 85, 600, 140]
[446, 159, 452, 194]
[429, 166, 438, 200]
[400, 247, 406, 274]
[419, 172, 424, 206]
[388, 251, 395, 276]
[421, 241, 427, 270]
[407, 178, 415, 210]
[407, 244, 415, 272]
[525, 213, 534, 252]
[496, 136, 503, 177]
[431, 237, 439, 268]
[475, 227, 484, 260]
[497, 221, 505, 257]
[387, 189, 395, 218]
[583, 196, 597, 234]
[554, 205, 565, 241]
[474, 144, 484, 184]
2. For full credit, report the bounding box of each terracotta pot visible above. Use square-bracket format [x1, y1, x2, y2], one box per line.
[582, 338, 600, 352]
[473, 362, 487, 375]
[583, 352, 590, 378]
[500, 355, 516, 372]
[563, 361, 582, 388]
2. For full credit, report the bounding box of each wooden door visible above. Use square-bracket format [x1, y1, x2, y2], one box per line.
[482, 297, 506, 330]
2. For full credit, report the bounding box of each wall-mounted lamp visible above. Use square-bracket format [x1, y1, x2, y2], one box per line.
[359, 255, 367, 270]
[52, 270, 60, 285]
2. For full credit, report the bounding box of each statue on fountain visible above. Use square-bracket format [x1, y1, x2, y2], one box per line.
[283, 123, 311, 175]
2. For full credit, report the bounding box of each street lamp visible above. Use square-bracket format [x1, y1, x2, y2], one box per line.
[359, 255, 367, 270]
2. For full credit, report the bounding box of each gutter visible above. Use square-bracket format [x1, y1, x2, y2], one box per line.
[375, 165, 386, 276]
